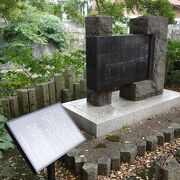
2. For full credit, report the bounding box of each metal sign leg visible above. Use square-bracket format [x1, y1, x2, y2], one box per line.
[47, 163, 55, 180]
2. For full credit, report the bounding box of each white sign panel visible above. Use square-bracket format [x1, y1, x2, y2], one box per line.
[6, 103, 85, 173]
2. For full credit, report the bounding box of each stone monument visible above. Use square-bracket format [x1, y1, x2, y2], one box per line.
[120, 16, 168, 100]
[63, 16, 180, 137]
[86, 16, 113, 106]
[86, 15, 168, 105]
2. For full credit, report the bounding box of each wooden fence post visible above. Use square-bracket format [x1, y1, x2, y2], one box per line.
[36, 84, 43, 109]
[62, 89, 70, 103]
[80, 78, 87, 98]
[65, 69, 73, 100]
[54, 74, 63, 102]
[36, 83, 50, 108]
[83, 68, 87, 79]
[42, 82, 50, 107]
[28, 88, 37, 112]
[73, 82, 80, 100]
[1, 98, 11, 119]
[17, 89, 29, 115]
[0, 99, 3, 115]
[48, 80, 56, 105]
[9, 96, 20, 118]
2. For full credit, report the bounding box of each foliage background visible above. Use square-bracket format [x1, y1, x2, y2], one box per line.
[0, 0, 179, 98]
[166, 40, 180, 84]
[0, 115, 14, 159]
[0, 1, 76, 98]
[64, 0, 175, 34]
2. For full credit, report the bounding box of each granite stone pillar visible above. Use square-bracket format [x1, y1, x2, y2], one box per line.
[120, 16, 168, 101]
[85, 16, 112, 106]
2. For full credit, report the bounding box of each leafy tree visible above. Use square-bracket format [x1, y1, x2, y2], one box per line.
[49, 3, 63, 19]
[29, 0, 63, 18]
[0, 48, 85, 97]
[125, 0, 175, 24]
[95, 0, 175, 34]
[64, 0, 88, 25]
[64, 0, 175, 33]
[28, 0, 49, 12]
[0, 4, 69, 97]
[0, 0, 63, 21]
[95, 0, 127, 34]
[0, 0, 27, 21]
[41, 49, 86, 78]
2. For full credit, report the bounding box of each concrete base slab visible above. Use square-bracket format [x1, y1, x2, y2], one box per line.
[63, 90, 180, 137]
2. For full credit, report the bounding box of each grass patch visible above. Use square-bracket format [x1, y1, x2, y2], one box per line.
[94, 143, 106, 149]
[106, 135, 120, 142]
[122, 124, 129, 131]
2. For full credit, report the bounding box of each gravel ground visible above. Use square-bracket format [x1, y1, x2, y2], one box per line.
[77, 107, 180, 162]
[98, 138, 180, 180]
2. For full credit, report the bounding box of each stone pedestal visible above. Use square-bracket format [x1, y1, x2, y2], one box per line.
[87, 90, 112, 106]
[86, 16, 112, 106]
[120, 16, 168, 100]
[63, 90, 180, 137]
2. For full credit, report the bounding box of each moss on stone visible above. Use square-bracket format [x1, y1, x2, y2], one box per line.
[106, 135, 120, 142]
[94, 143, 107, 149]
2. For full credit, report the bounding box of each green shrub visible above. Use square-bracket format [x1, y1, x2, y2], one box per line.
[64, 0, 86, 25]
[0, 48, 85, 97]
[167, 70, 180, 84]
[39, 14, 69, 51]
[166, 40, 180, 84]
[167, 40, 180, 70]
[41, 49, 86, 79]
[0, 8, 70, 97]
[0, 115, 14, 159]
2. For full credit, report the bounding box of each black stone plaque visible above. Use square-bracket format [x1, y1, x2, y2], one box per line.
[5, 103, 85, 173]
[86, 35, 152, 91]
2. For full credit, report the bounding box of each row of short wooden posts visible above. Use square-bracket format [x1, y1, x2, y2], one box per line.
[0, 69, 87, 119]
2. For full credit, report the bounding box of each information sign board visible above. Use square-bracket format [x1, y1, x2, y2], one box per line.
[5, 103, 85, 173]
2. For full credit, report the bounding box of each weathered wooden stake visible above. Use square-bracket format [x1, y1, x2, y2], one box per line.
[28, 88, 37, 112]
[36, 83, 50, 108]
[36, 84, 44, 109]
[1, 98, 11, 119]
[83, 68, 87, 79]
[17, 89, 29, 115]
[80, 78, 87, 98]
[9, 96, 20, 118]
[0, 99, 3, 115]
[73, 82, 80, 100]
[48, 80, 56, 105]
[41, 83, 50, 107]
[65, 69, 73, 100]
[54, 74, 63, 102]
[62, 89, 70, 103]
